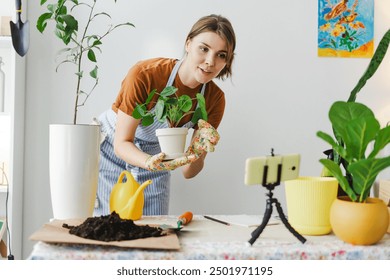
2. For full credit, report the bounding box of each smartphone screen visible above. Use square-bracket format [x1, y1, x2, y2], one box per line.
[245, 154, 300, 185]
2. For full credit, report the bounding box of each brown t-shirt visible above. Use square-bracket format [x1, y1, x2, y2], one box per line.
[112, 57, 225, 129]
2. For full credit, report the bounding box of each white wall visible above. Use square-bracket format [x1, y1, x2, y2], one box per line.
[22, 0, 390, 258]
[0, 1, 13, 113]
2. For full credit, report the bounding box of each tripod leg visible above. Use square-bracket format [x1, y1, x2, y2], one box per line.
[274, 200, 306, 244]
[248, 201, 273, 245]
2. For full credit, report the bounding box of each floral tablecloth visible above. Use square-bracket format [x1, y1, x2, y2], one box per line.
[28, 215, 390, 260]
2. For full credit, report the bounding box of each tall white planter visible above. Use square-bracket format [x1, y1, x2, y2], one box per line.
[49, 124, 100, 219]
[156, 127, 188, 159]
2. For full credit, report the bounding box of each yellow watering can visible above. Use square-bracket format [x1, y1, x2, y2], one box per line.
[109, 170, 152, 220]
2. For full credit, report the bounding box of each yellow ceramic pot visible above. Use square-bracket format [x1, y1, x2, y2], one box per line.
[285, 176, 338, 235]
[388, 207, 390, 234]
[330, 196, 389, 245]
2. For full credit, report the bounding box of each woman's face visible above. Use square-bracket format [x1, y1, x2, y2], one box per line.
[183, 31, 227, 87]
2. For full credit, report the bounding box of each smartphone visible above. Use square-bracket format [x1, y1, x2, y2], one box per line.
[245, 154, 300, 185]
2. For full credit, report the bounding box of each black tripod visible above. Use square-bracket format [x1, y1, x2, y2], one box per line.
[248, 163, 306, 245]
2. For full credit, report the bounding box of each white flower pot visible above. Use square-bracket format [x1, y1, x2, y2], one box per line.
[49, 124, 100, 219]
[156, 127, 188, 159]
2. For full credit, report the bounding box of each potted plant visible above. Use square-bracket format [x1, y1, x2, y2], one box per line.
[316, 28, 390, 245]
[132, 85, 207, 159]
[36, 0, 134, 219]
[321, 28, 390, 179]
[317, 101, 390, 244]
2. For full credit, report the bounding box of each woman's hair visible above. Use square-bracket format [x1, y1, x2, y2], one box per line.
[186, 14, 236, 80]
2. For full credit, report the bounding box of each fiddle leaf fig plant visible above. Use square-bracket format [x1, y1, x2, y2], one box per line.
[36, 0, 134, 124]
[132, 86, 208, 128]
[319, 28, 390, 195]
[317, 101, 390, 202]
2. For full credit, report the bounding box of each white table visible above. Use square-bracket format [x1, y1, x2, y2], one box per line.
[28, 215, 390, 260]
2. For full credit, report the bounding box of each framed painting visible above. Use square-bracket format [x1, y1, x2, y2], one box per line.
[318, 0, 374, 58]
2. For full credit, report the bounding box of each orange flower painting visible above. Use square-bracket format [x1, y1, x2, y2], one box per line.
[318, 0, 374, 58]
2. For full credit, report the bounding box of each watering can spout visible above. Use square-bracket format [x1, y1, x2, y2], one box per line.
[109, 170, 152, 220]
[135, 179, 152, 196]
[125, 179, 152, 217]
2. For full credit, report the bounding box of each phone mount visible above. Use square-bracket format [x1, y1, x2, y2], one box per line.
[248, 150, 306, 245]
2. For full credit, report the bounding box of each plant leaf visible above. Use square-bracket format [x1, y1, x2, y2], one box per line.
[60, 14, 78, 32]
[348, 156, 390, 202]
[178, 95, 192, 112]
[36, 12, 53, 33]
[160, 86, 177, 97]
[319, 159, 357, 201]
[141, 115, 154, 126]
[113, 22, 136, 29]
[89, 65, 98, 79]
[88, 49, 97, 62]
[145, 89, 157, 105]
[56, 2, 67, 17]
[93, 12, 111, 19]
[316, 131, 347, 159]
[166, 98, 177, 105]
[369, 125, 390, 158]
[132, 104, 146, 119]
[168, 105, 182, 125]
[329, 101, 375, 138]
[196, 93, 207, 120]
[348, 29, 390, 102]
[343, 116, 379, 160]
[155, 99, 166, 121]
[191, 108, 203, 124]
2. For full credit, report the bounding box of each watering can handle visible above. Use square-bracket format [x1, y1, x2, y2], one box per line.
[116, 170, 133, 184]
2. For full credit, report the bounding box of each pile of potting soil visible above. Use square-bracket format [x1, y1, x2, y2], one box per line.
[62, 211, 165, 242]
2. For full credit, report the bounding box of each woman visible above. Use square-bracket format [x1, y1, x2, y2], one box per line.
[94, 14, 236, 216]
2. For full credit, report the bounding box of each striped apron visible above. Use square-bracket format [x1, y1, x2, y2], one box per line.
[94, 60, 206, 216]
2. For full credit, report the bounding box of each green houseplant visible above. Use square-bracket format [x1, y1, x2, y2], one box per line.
[317, 101, 390, 245]
[317, 101, 390, 203]
[315, 29, 390, 245]
[132, 85, 208, 159]
[36, 0, 134, 219]
[36, 0, 134, 124]
[132, 85, 208, 128]
[319, 28, 390, 196]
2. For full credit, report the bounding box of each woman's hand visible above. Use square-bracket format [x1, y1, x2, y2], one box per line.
[145, 120, 220, 172]
[186, 119, 220, 157]
[145, 152, 197, 171]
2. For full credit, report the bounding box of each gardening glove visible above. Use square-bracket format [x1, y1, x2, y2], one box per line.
[186, 119, 220, 157]
[145, 152, 198, 171]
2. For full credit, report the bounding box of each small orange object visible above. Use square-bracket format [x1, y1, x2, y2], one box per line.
[178, 211, 193, 226]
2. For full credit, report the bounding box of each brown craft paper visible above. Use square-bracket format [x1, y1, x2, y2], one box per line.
[29, 219, 180, 250]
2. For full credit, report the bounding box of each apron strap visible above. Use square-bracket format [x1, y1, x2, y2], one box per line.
[166, 59, 183, 87]
[166, 59, 206, 96]
[166, 59, 207, 128]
